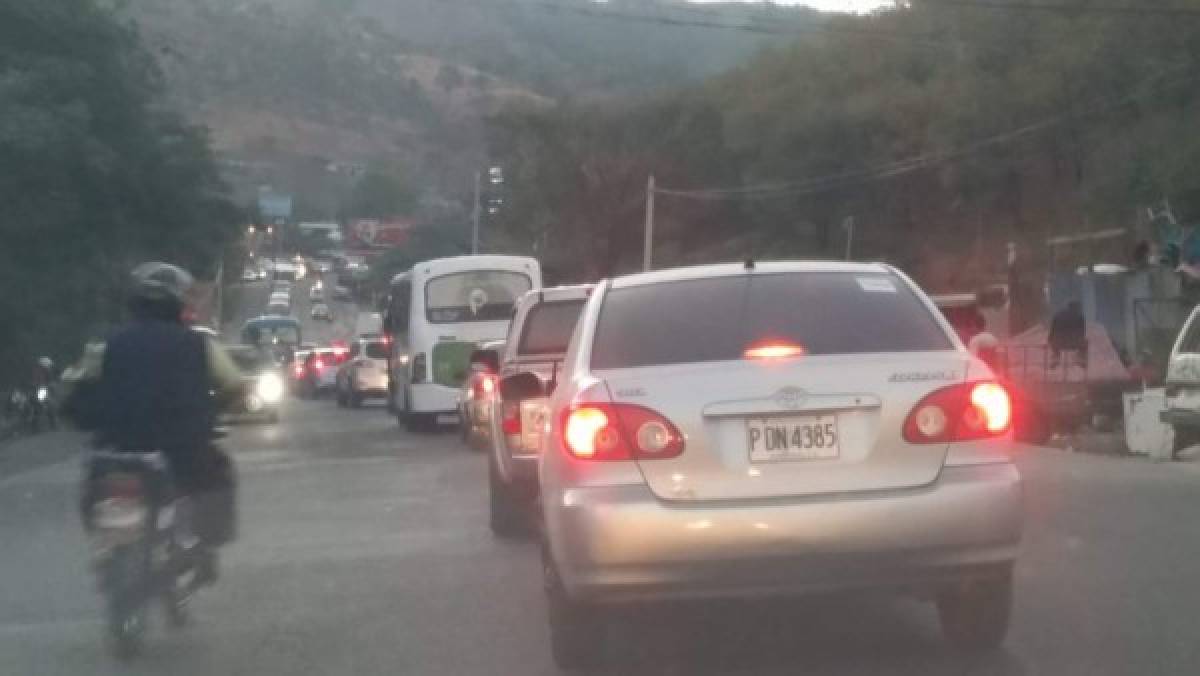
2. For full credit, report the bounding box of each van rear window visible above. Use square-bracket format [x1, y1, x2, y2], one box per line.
[591, 272, 952, 370]
[518, 300, 585, 356]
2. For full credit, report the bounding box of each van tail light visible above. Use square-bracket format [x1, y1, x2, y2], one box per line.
[473, 374, 496, 399]
[501, 400, 522, 448]
[313, 358, 326, 372]
[562, 403, 684, 461]
[903, 382, 1012, 444]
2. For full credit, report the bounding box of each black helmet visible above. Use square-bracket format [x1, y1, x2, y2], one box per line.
[129, 262, 193, 303]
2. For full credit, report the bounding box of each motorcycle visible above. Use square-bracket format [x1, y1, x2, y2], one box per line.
[28, 385, 57, 433]
[85, 450, 207, 659]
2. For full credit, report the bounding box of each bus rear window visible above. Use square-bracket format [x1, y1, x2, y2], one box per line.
[426, 271, 531, 323]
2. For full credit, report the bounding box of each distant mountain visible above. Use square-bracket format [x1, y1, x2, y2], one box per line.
[122, 0, 817, 212]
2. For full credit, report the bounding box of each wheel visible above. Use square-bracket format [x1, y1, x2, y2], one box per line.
[545, 553, 605, 669]
[335, 387, 346, 408]
[489, 455, 528, 538]
[1172, 426, 1199, 460]
[348, 389, 363, 409]
[937, 571, 1013, 654]
[105, 546, 148, 659]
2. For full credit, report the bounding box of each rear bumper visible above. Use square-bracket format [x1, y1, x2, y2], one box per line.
[353, 370, 389, 395]
[409, 383, 459, 414]
[546, 462, 1022, 604]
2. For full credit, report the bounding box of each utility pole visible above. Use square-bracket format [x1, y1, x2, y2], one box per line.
[213, 256, 224, 332]
[643, 174, 656, 272]
[471, 170, 481, 255]
[842, 215, 855, 261]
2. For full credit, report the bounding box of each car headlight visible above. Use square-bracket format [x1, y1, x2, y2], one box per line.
[256, 373, 284, 403]
[36, 387, 48, 402]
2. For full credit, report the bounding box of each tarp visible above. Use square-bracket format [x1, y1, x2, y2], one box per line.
[1000, 321, 1131, 383]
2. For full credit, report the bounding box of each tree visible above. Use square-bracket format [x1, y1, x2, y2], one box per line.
[340, 168, 417, 221]
[0, 0, 238, 383]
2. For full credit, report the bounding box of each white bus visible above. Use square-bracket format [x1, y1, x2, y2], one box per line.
[384, 255, 542, 431]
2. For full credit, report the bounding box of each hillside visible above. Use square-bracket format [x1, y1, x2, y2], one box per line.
[123, 0, 814, 212]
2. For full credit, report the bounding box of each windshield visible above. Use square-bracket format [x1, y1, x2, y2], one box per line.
[518, 300, 586, 356]
[592, 272, 952, 370]
[425, 271, 531, 323]
[364, 342, 388, 359]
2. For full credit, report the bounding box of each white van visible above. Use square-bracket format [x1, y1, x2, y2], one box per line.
[384, 255, 542, 431]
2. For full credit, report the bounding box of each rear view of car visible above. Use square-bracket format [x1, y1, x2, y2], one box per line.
[488, 285, 591, 536]
[539, 262, 1022, 668]
[336, 338, 390, 407]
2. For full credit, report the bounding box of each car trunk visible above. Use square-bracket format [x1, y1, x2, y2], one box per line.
[602, 353, 969, 502]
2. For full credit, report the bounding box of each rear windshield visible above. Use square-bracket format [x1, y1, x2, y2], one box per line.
[425, 270, 532, 323]
[518, 300, 585, 356]
[364, 342, 388, 359]
[591, 272, 952, 370]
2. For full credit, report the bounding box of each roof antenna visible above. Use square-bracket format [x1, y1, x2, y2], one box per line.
[744, 258, 755, 271]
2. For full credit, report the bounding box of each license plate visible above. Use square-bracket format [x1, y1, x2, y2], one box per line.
[746, 415, 840, 462]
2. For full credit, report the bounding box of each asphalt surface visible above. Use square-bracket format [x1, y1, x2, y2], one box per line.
[2, 282, 1200, 674]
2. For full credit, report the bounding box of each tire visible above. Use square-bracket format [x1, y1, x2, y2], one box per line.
[1172, 426, 1199, 460]
[937, 571, 1013, 655]
[105, 545, 148, 660]
[545, 553, 604, 670]
[489, 456, 527, 538]
[349, 389, 363, 409]
[335, 388, 346, 408]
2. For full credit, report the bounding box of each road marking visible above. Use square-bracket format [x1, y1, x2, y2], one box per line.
[0, 617, 100, 637]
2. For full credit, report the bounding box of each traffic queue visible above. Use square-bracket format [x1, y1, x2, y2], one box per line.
[254, 253, 1023, 670]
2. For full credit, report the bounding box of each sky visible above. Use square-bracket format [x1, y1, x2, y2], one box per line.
[690, 1, 893, 13]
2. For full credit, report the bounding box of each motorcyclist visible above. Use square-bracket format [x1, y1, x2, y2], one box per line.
[70, 262, 244, 584]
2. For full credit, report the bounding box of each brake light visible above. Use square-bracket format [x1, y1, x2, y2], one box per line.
[473, 374, 497, 398]
[502, 400, 522, 436]
[561, 403, 683, 461]
[314, 358, 326, 371]
[903, 382, 1012, 443]
[101, 473, 144, 500]
[743, 340, 806, 360]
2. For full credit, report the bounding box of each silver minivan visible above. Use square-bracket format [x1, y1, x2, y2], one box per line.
[539, 262, 1023, 668]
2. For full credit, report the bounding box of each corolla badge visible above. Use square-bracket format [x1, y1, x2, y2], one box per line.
[774, 386, 808, 409]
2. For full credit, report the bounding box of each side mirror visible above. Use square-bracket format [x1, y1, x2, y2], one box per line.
[499, 372, 543, 401]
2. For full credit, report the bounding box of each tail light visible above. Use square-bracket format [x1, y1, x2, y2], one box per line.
[502, 400, 522, 448]
[293, 363, 305, 378]
[903, 382, 1012, 444]
[411, 353, 427, 383]
[561, 403, 684, 461]
[93, 473, 148, 533]
[472, 374, 497, 398]
[313, 358, 326, 372]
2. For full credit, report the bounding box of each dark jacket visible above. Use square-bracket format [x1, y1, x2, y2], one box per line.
[96, 319, 214, 485]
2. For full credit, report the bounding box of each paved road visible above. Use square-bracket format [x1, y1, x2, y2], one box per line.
[3, 402, 1200, 675]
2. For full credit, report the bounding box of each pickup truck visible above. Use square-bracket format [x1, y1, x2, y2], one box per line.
[487, 284, 592, 537]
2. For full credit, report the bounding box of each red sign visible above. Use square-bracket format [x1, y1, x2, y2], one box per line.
[347, 219, 413, 249]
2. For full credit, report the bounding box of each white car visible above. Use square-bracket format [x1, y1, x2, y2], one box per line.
[538, 262, 1022, 668]
[335, 338, 391, 407]
[310, 303, 332, 321]
[309, 285, 324, 302]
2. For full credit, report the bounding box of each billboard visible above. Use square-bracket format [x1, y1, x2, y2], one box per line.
[346, 219, 413, 249]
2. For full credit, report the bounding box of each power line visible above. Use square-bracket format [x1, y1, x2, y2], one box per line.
[518, 0, 958, 49]
[914, 1, 1200, 18]
[656, 66, 1200, 201]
